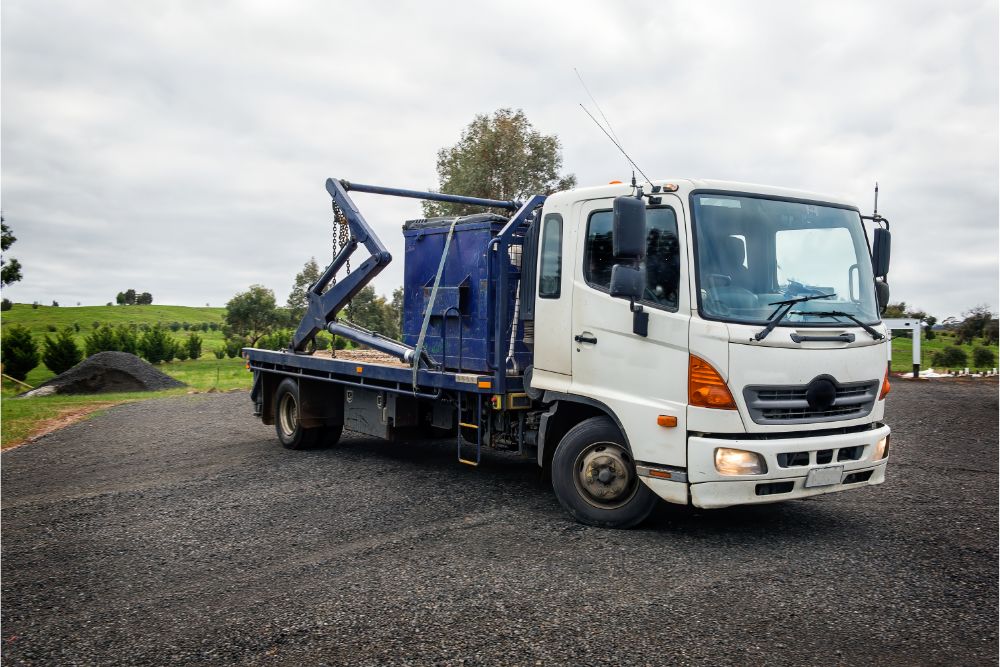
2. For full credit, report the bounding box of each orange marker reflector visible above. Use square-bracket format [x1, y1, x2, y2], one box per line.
[662, 183, 678, 192]
[478, 380, 492, 389]
[356, 366, 363, 373]
[245, 362, 251, 370]
[609, 180, 623, 184]
[648, 469, 672, 480]
[657, 415, 678, 428]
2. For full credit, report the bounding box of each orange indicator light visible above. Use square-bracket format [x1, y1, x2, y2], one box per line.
[657, 415, 678, 427]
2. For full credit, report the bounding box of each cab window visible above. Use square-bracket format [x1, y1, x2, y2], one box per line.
[584, 207, 680, 309]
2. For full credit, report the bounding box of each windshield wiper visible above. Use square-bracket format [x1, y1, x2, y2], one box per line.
[791, 310, 885, 340]
[752, 293, 835, 342]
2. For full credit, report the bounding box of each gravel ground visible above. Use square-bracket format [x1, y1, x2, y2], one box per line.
[2, 380, 997, 666]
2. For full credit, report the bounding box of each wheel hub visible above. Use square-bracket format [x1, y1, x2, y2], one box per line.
[578, 445, 633, 505]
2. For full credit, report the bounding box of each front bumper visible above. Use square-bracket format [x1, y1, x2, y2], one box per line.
[687, 424, 890, 509]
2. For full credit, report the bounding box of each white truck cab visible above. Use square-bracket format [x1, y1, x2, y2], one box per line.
[530, 179, 891, 516]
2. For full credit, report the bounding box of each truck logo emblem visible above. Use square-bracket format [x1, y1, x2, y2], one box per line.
[806, 378, 837, 409]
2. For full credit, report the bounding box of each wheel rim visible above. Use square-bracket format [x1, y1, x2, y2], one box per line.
[278, 392, 298, 438]
[573, 441, 639, 510]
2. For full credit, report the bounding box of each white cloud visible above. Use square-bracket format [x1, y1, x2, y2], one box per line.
[1, 0, 996, 320]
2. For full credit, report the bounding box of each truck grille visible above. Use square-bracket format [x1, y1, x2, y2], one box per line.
[743, 380, 878, 425]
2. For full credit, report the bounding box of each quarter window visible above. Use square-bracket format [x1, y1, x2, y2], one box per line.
[539, 214, 563, 299]
[584, 207, 680, 309]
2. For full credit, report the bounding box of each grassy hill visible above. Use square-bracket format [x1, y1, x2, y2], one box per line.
[2, 303, 225, 335]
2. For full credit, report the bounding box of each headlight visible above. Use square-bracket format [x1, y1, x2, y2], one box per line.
[715, 448, 767, 475]
[874, 436, 889, 460]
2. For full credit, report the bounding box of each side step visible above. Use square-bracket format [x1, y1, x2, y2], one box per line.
[457, 394, 482, 467]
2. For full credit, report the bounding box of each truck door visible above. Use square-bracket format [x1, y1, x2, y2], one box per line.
[569, 195, 691, 469]
[531, 207, 575, 379]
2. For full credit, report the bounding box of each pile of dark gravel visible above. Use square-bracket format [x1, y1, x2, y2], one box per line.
[21, 351, 185, 396]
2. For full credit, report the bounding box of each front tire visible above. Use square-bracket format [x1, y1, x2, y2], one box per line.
[551, 416, 658, 528]
[273, 378, 339, 450]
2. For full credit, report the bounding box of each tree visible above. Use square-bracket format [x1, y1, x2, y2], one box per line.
[116, 292, 126, 305]
[346, 286, 400, 339]
[1, 217, 24, 287]
[137, 292, 153, 305]
[139, 326, 175, 364]
[932, 346, 967, 369]
[883, 302, 908, 319]
[287, 257, 322, 324]
[972, 347, 996, 369]
[115, 325, 139, 356]
[1, 324, 39, 381]
[85, 326, 119, 356]
[1, 298, 11, 311]
[956, 305, 994, 345]
[124, 289, 137, 305]
[422, 108, 576, 218]
[225, 285, 281, 346]
[42, 327, 83, 375]
[185, 333, 203, 360]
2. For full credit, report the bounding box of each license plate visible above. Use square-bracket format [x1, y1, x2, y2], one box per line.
[805, 465, 844, 488]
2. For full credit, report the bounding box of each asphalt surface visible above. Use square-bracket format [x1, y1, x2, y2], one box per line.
[2, 380, 997, 666]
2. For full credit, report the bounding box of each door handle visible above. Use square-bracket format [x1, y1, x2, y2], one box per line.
[574, 334, 598, 345]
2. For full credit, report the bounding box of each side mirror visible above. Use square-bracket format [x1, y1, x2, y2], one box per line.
[612, 196, 646, 260]
[872, 227, 890, 278]
[610, 265, 645, 300]
[875, 280, 890, 313]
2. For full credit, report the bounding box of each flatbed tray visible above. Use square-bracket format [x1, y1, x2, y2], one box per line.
[244, 346, 523, 395]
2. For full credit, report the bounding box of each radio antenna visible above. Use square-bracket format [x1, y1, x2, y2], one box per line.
[574, 68, 622, 146]
[873, 181, 879, 217]
[579, 103, 653, 185]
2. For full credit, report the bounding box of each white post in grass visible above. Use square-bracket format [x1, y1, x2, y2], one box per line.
[883, 318, 923, 379]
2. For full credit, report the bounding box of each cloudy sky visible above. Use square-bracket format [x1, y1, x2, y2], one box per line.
[2, 0, 997, 319]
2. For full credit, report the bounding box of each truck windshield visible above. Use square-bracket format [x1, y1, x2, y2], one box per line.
[692, 193, 879, 326]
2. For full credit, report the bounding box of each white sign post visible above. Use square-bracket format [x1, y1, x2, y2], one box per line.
[883, 318, 923, 378]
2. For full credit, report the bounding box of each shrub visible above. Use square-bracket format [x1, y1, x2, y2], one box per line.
[42, 327, 82, 375]
[0, 298, 11, 311]
[31, 301, 39, 309]
[333, 335, 348, 350]
[139, 326, 174, 364]
[972, 347, 996, 369]
[51, 301, 59, 307]
[181, 322, 191, 330]
[213, 349, 226, 359]
[46, 324, 57, 332]
[168, 321, 182, 332]
[201, 322, 211, 332]
[115, 325, 139, 356]
[314, 332, 330, 350]
[224, 337, 244, 358]
[185, 333, 203, 360]
[92, 321, 101, 329]
[931, 346, 967, 369]
[73, 322, 81, 332]
[85, 326, 119, 356]
[208, 322, 220, 331]
[175, 345, 189, 361]
[1, 324, 39, 381]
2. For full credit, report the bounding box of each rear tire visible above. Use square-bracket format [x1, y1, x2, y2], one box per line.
[551, 416, 658, 528]
[274, 378, 338, 450]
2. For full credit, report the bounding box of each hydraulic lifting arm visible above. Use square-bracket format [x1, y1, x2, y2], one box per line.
[290, 178, 393, 352]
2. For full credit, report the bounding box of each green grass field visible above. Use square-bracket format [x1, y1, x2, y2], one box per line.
[2, 303, 229, 358]
[888, 331, 997, 373]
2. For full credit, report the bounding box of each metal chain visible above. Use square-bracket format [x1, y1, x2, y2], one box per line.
[334, 203, 350, 275]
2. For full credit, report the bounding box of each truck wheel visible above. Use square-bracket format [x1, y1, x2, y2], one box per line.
[274, 378, 328, 450]
[551, 416, 658, 528]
